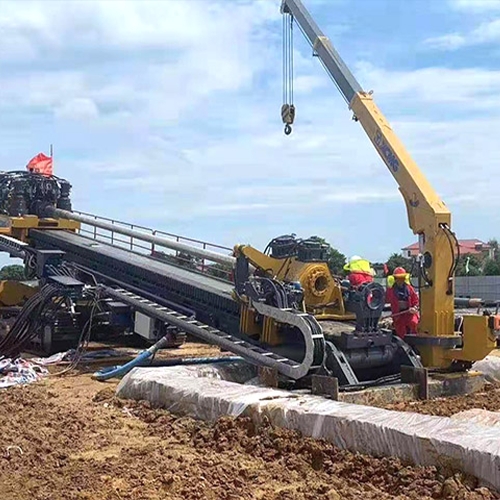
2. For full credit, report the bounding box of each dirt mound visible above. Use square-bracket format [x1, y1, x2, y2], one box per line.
[0, 377, 498, 500]
[381, 384, 500, 416]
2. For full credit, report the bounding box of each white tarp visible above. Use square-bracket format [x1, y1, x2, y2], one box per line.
[117, 365, 500, 490]
[472, 355, 500, 384]
[451, 409, 500, 429]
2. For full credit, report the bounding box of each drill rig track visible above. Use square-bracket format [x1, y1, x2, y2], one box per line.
[29, 229, 325, 379]
[101, 286, 323, 379]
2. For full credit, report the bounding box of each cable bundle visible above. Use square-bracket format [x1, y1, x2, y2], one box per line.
[0, 284, 70, 358]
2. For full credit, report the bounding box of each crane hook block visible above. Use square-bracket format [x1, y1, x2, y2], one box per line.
[281, 103, 295, 135]
[281, 103, 295, 124]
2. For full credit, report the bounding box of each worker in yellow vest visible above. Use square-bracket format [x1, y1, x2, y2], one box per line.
[343, 255, 375, 288]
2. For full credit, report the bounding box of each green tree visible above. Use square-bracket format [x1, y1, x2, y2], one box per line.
[456, 255, 482, 276]
[206, 262, 233, 280]
[476, 239, 500, 275]
[326, 247, 347, 275]
[0, 264, 25, 281]
[386, 253, 412, 274]
[152, 250, 201, 270]
[483, 258, 500, 276]
[312, 237, 346, 275]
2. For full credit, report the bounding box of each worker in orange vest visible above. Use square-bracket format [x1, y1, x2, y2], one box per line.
[385, 266, 419, 339]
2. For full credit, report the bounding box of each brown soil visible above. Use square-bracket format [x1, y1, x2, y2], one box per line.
[381, 384, 500, 417]
[0, 373, 498, 500]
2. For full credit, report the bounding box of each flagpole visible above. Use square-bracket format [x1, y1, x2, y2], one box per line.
[50, 144, 54, 175]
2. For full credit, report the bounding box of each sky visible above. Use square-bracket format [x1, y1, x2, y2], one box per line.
[1, 0, 500, 266]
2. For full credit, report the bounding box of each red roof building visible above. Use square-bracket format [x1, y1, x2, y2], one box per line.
[402, 239, 493, 259]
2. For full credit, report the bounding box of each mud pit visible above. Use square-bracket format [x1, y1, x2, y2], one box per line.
[0, 374, 498, 500]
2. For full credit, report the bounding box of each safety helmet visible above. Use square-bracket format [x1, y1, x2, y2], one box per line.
[393, 267, 407, 278]
[349, 255, 362, 263]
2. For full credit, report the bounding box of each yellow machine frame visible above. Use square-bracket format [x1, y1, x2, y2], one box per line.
[0, 215, 80, 307]
[0, 214, 80, 242]
[234, 244, 353, 321]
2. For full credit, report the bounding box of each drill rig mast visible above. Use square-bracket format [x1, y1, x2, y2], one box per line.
[278, 0, 497, 368]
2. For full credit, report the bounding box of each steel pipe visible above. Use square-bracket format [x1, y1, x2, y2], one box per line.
[454, 297, 483, 308]
[49, 208, 237, 267]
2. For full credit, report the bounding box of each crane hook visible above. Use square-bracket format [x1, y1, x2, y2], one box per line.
[284, 124, 292, 135]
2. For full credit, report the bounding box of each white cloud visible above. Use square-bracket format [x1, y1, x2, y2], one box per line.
[293, 75, 327, 93]
[0, 0, 279, 59]
[425, 19, 500, 49]
[0, 0, 278, 123]
[450, 0, 500, 12]
[424, 33, 468, 50]
[0, 0, 499, 261]
[356, 62, 500, 109]
[55, 98, 99, 120]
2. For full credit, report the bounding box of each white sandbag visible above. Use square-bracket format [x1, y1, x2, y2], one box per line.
[451, 409, 500, 428]
[472, 355, 500, 384]
[117, 366, 291, 421]
[117, 366, 500, 490]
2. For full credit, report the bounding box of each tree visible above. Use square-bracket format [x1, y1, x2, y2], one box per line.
[152, 250, 201, 270]
[477, 239, 500, 275]
[206, 262, 233, 280]
[326, 247, 347, 275]
[456, 255, 482, 277]
[311, 237, 346, 275]
[0, 264, 25, 281]
[483, 258, 500, 276]
[386, 253, 412, 274]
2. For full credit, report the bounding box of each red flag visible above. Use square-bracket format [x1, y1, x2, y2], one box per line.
[26, 153, 53, 176]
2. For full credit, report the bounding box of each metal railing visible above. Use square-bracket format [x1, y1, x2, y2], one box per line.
[72, 210, 234, 282]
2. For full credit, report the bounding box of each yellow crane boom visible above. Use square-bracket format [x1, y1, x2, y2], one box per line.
[280, 0, 497, 367]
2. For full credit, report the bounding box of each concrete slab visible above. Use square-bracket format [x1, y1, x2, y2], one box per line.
[339, 371, 486, 405]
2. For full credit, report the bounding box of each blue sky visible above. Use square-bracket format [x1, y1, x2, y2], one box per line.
[1, 0, 500, 267]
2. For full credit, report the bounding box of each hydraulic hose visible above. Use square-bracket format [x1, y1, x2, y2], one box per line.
[0, 284, 68, 358]
[92, 335, 171, 381]
[147, 356, 243, 367]
[92, 333, 243, 381]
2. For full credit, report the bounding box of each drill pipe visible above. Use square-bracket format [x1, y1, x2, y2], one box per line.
[49, 208, 237, 267]
[454, 297, 483, 308]
[44, 210, 491, 306]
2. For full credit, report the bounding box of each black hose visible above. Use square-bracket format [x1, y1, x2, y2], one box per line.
[0, 284, 78, 358]
[339, 374, 401, 392]
[440, 223, 460, 294]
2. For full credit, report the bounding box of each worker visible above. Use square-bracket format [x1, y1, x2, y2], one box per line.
[386, 267, 419, 339]
[343, 255, 375, 288]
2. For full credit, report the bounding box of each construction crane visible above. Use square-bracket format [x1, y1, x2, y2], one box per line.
[277, 0, 497, 368]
